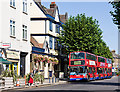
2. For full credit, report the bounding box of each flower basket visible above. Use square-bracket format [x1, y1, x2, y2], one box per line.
[48, 57, 54, 63]
[33, 54, 43, 62]
[43, 55, 48, 63]
[53, 58, 59, 64]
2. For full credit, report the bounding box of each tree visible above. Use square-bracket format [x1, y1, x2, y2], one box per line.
[59, 14, 113, 60]
[110, 1, 120, 26]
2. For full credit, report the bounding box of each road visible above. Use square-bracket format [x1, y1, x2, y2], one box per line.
[4, 76, 120, 92]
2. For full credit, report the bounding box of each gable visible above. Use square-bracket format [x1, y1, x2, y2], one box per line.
[30, 0, 47, 18]
[55, 8, 60, 22]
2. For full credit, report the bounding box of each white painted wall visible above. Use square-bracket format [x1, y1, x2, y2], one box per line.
[30, 0, 46, 18]
[0, 0, 31, 75]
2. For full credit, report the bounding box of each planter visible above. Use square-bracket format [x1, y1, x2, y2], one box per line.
[0, 78, 5, 89]
[3, 77, 14, 88]
[19, 78, 25, 86]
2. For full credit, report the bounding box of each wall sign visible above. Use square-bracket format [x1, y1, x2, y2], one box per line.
[6, 50, 20, 59]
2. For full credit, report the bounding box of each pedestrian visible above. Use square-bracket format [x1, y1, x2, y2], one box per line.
[28, 71, 34, 86]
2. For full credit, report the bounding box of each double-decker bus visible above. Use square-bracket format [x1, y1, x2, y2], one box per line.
[96, 56, 106, 79]
[69, 51, 97, 81]
[68, 51, 112, 81]
[105, 58, 112, 78]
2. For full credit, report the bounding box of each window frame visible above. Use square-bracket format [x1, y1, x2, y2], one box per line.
[56, 24, 60, 34]
[10, 20, 15, 37]
[49, 37, 53, 49]
[10, 0, 16, 8]
[23, 0, 27, 13]
[49, 21, 53, 31]
[22, 25, 27, 40]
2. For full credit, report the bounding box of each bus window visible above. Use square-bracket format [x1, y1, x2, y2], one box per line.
[86, 53, 96, 61]
[93, 67, 95, 73]
[98, 57, 105, 63]
[105, 68, 107, 74]
[78, 66, 86, 73]
[89, 67, 92, 74]
[103, 68, 105, 74]
[97, 68, 102, 74]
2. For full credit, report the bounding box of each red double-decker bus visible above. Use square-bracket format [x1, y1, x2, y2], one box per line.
[105, 58, 112, 78]
[96, 56, 106, 79]
[68, 51, 112, 81]
[69, 51, 97, 81]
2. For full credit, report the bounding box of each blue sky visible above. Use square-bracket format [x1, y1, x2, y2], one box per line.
[42, 2, 118, 54]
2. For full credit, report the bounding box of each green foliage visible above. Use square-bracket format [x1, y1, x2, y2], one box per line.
[2, 70, 17, 82]
[59, 14, 113, 60]
[110, 1, 120, 25]
[33, 73, 44, 83]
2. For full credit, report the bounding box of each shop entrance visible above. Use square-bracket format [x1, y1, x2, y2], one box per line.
[20, 52, 28, 77]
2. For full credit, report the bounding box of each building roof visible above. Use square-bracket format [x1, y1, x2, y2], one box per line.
[34, 1, 68, 24]
[59, 13, 68, 24]
[30, 36, 43, 48]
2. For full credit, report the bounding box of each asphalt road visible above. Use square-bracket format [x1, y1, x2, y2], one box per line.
[5, 76, 120, 92]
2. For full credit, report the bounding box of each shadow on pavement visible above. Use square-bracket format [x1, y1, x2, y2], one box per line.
[4, 90, 120, 92]
[68, 80, 120, 86]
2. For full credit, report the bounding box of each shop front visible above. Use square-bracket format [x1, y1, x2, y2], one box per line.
[31, 47, 59, 78]
[6, 50, 20, 75]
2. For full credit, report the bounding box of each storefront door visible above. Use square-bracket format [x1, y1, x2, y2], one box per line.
[20, 52, 28, 77]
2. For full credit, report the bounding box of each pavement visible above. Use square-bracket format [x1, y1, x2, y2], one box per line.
[0, 78, 67, 92]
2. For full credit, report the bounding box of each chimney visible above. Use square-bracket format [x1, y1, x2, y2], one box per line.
[65, 12, 68, 20]
[112, 50, 115, 53]
[50, 2, 56, 8]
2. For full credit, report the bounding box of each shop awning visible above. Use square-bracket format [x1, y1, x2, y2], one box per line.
[0, 58, 12, 64]
[7, 59, 18, 63]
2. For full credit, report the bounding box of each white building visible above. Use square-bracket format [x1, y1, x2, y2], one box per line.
[30, 0, 68, 78]
[0, 0, 31, 76]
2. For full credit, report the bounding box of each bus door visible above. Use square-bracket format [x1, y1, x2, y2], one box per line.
[87, 67, 93, 80]
[92, 67, 95, 79]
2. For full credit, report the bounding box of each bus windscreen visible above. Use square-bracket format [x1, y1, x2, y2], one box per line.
[70, 52, 85, 59]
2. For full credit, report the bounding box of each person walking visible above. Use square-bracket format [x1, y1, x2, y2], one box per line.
[28, 71, 34, 86]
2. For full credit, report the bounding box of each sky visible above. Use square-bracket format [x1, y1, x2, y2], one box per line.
[42, 1, 118, 54]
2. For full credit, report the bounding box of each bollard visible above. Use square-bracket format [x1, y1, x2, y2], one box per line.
[52, 77, 54, 83]
[55, 77, 56, 83]
[49, 77, 50, 83]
